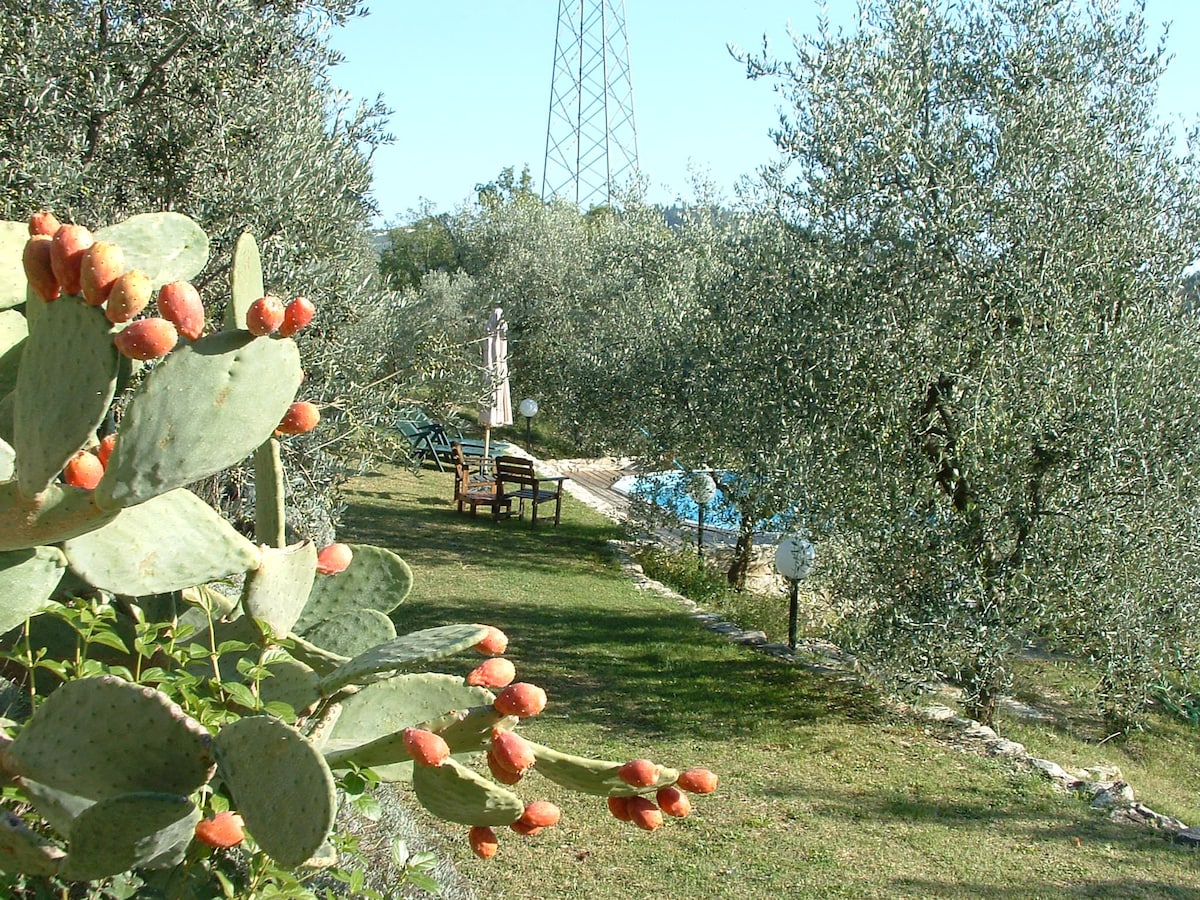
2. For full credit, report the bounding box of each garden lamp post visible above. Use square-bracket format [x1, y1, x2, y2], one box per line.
[774, 535, 815, 651]
[689, 473, 718, 567]
[518, 398, 539, 452]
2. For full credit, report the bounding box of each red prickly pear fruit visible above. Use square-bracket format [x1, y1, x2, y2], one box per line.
[473, 626, 508, 656]
[316, 542, 352, 575]
[97, 434, 117, 469]
[275, 401, 320, 435]
[508, 820, 543, 836]
[466, 657, 516, 689]
[490, 729, 535, 775]
[486, 748, 524, 785]
[194, 811, 245, 849]
[113, 318, 178, 360]
[23, 236, 59, 302]
[627, 796, 663, 832]
[104, 270, 153, 323]
[50, 224, 95, 296]
[157, 281, 205, 340]
[656, 786, 692, 818]
[676, 767, 719, 794]
[246, 295, 285, 336]
[62, 451, 104, 490]
[468, 825, 498, 860]
[617, 758, 660, 788]
[607, 796, 633, 822]
[28, 210, 61, 237]
[518, 801, 561, 829]
[279, 296, 315, 337]
[403, 727, 450, 767]
[493, 683, 547, 719]
[79, 241, 126, 307]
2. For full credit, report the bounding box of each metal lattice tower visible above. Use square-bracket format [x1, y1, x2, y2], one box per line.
[542, 0, 639, 208]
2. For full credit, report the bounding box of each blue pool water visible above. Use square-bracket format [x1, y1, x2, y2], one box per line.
[612, 470, 794, 533]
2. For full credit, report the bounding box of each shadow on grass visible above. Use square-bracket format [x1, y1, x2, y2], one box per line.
[339, 467, 883, 740]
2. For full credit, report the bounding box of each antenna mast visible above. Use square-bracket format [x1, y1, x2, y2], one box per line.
[542, 0, 639, 208]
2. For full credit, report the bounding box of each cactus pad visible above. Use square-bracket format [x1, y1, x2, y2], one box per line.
[526, 741, 679, 797]
[21, 779, 95, 836]
[0, 221, 29, 309]
[3, 676, 213, 800]
[63, 488, 260, 595]
[213, 716, 336, 868]
[324, 706, 507, 771]
[13, 297, 117, 498]
[319, 624, 492, 695]
[254, 438, 286, 548]
[94, 212, 209, 288]
[59, 792, 198, 881]
[258, 654, 321, 715]
[0, 310, 27, 401]
[228, 232, 264, 331]
[241, 542, 317, 636]
[0, 546, 66, 635]
[299, 607, 396, 659]
[322, 674, 494, 782]
[0, 482, 117, 552]
[412, 757, 525, 827]
[95, 330, 302, 509]
[294, 544, 414, 634]
[0, 807, 65, 876]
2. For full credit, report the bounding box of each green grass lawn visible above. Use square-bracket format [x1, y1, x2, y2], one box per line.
[338, 464, 1200, 900]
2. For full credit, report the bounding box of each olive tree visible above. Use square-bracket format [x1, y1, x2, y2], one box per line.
[739, 0, 1200, 724]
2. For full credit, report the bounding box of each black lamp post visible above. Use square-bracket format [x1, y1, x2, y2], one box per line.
[689, 473, 718, 568]
[518, 398, 539, 452]
[774, 535, 815, 650]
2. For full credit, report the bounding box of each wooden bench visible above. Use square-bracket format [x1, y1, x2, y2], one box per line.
[493, 456, 567, 527]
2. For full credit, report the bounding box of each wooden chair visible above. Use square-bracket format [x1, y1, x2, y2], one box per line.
[493, 456, 567, 527]
[452, 443, 510, 517]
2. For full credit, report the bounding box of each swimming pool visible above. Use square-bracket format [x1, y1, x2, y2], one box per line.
[611, 470, 795, 534]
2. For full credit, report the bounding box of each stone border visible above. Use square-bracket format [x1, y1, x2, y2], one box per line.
[556, 462, 1197, 849]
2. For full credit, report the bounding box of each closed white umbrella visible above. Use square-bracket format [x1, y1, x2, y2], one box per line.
[479, 307, 512, 462]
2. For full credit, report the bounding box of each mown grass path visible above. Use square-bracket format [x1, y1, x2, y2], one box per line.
[340, 465, 1200, 899]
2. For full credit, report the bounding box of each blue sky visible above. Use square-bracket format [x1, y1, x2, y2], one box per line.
[328, 2, 1199, 225]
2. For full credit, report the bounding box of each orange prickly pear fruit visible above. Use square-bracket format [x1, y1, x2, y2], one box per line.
[28, 210, 61, 237]
[80, 241, 126, 306]
[493, 682, 546, 719]
[105, 270, 153, 323]
[655, 786, 692, 818]
[275, 401, 320, 435]
[96, 434, 117, 469]
[246, 295, 285, 336]
[316, 542, 352, 575]
[468, 825, 498, 859]
[486, 748, 524, 785]
[676, 767, 719, 794]
[50, 224, 95, 296]
[606, 796, 633, 822]
[62, 451, 104, 490]
[279, 296, 315, 337]
[627, 796, 663, 832]
[518, 801, 561, 829]
[194, 811, 245, 849]
[403, 728, 450, 767]
[509, 820, 542, 836]
[23, 235, 59, 302]
[617, 758, 661, 788]
[466, 657, 516, 689]
[113, 318, 178, 360]
[157, 281, 205, 340]
[490, 729, 535, 775]
[473, 626, 508, 655]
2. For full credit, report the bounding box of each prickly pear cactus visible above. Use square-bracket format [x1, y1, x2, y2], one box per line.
[0, 210, 717, 891]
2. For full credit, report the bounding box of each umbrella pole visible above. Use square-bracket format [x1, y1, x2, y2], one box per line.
[482, 426, 491, 474]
